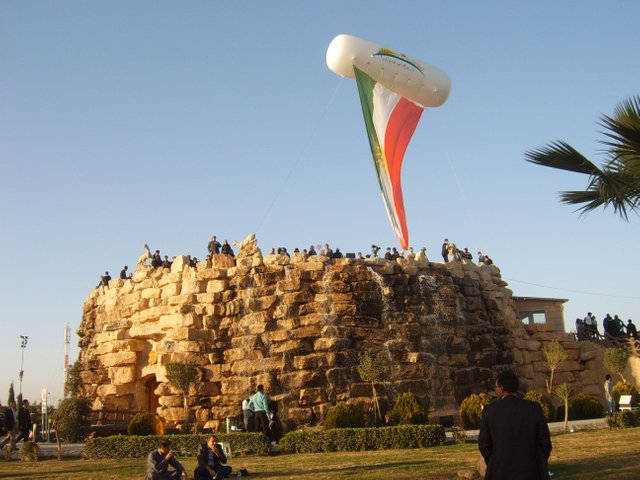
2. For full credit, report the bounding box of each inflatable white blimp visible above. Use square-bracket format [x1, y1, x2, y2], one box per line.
[326, 34, 451, 249]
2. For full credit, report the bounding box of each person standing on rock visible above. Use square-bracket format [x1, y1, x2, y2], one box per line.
[250, 385, 271, 439]
[478, 370, 552, 480]
[441, 239, 449, 262]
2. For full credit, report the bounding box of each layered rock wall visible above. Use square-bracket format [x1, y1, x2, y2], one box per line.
[76, 236, 606, 429]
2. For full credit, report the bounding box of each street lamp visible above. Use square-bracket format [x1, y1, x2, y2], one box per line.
[19, 335, 28, 396]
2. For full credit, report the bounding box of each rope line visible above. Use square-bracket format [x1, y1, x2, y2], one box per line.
[255, 78, 344, 234]
[504, 276, 640, 300]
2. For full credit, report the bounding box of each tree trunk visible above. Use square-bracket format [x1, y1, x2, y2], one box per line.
[563, 397, 569, 433]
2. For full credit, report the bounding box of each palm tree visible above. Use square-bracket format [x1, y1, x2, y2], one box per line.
[525, 96, 640, 219]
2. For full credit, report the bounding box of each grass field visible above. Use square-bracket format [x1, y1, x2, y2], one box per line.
[0, 428, 639, 479]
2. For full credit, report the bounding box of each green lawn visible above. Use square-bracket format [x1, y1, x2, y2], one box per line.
[1, 428, 639, 479]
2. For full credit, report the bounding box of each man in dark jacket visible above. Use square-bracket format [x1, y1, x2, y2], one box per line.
[478, 370, 552, 480]
[145, 439, 186, 480]
[0, 401, 16, 449]
[14, 400, 31, 444]
[194, 435, 232, 479]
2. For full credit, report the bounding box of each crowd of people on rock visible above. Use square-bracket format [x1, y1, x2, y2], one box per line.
[97, 234, 492, 291]
[576, 311, 637, 341]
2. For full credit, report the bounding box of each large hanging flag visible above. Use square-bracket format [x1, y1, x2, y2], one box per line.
[326, 34, 451, 250]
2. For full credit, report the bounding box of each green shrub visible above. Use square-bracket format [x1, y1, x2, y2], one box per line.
[612, 381, 640, 405]
[324, 402, 365, 430]
[390, 392, 427, 425]
[569, 392, 603, 420]
[612, 410, 640, 428]
[53, 397, 91, 442]
[523, 390, 554, 422]
[459, 393, 492, 429]
[451, 426, 467, 444]
[19, 441, 39, 461]
[128, 412, 164, 436]
[84, 433, 269, 459]
[279, 424, 445, 453]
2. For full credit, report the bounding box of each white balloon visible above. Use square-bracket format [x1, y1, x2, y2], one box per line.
[326, 34, 451, 108]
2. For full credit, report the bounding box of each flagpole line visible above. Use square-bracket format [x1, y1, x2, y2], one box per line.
[503, 276, 640, 300]
[254, 78, 344, 234]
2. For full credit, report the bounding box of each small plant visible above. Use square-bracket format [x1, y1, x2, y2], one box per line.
[451, 426, 467, 444]
[604, 348, 630, 383]
[357, 351, 391, 426]
[390, 392, 427, 425]
[324, 402, 365, 429]
[459, 393, 492, 429]
[19, 441, 39, 462]
[128, 412, 164, 436]
[612, 410, 640, 428]
[554, 382, 572, 433]
[2, 444, 12, 461]
[165, 361, 199, 422]
[542, 339, 568, 395]
[523, 390, 554, 422]
[53, 397, 91, 442]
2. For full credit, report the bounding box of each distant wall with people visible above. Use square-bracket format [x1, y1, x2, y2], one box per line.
[76, 234, 608, 430]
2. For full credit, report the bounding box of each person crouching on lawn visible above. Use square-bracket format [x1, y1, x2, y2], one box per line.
[145, 439, 187, 480]
[194, 435, 232, 479]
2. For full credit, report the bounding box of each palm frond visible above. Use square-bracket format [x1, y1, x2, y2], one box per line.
[524, 141, 601, 175]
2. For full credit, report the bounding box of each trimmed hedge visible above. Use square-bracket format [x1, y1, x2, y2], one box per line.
[279, 424, 445, 453]
[612, 410, 640, 428]
[84, 433, 269, 459]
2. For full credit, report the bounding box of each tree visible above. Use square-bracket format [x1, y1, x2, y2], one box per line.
[165, 361, 199, 422]
[542, 339, 568, 395]
[7, 382, 15, 406]
[525, 96, 640, 219]
[604, 347, 630, 383]
[357, 350, 391, 425]
[554, 382, 573, 433]
[65, 361, 83, 398]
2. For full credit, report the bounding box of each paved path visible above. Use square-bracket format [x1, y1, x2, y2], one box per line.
[7, 417, 610, 459]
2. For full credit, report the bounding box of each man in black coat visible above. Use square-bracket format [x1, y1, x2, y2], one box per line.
[194, 435, 232, 479]
[14, 400, 31, 444]
[478, 370, 552, 480]
[0, 401, 16, 449]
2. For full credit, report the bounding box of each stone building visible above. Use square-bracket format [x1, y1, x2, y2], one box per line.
[76, 235, 607, 429]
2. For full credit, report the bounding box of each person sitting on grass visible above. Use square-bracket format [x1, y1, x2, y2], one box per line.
[194, 435, 232, 479]
[145, 439, 186, 480]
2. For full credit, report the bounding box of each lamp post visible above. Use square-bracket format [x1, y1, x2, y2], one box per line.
[19, 335, 28, 396]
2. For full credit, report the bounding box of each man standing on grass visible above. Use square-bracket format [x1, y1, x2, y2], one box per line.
[478, 370, 552, 480]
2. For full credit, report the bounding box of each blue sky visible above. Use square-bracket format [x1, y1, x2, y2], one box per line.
[1, 1, 638, 404]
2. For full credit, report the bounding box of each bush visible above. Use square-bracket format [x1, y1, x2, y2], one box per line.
[53, 397, 91, 442]
[279, 424, 445, 453]
[612, 381, 640, 405]
[19, 441, 39, 461]
[523, 391, 554, 422]
[569, 392, 604, 420]
[390, 392, 427, 425]
[324, 402, 365, 430]
[451, 426, 467, 444]
[459, 393, 492, 429]
[611, 410, 640, 428]
[128, 412, 164, 436]
[84, 433, 269, 459]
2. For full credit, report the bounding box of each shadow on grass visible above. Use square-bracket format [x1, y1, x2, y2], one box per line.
[250, 459, 441, 478]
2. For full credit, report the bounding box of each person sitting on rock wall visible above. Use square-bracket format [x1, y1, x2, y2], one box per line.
[308, 245, 317, 256]
[151, 250, 163, 267]
[220, 240, 234, 257]
[162, 256, 172, 269]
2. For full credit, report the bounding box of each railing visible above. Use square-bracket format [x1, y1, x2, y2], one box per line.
[88, 407, 140, 426]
